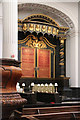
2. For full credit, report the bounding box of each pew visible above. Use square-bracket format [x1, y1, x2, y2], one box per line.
[14, 105, 80, 120]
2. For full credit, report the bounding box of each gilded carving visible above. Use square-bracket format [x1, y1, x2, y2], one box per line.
[26, 36, 47, 48]
[29, 24, 34, 31]
[26, 38, 33, 48]
[57, 29, 59, 35]
[60, 51, 64, 56]
[60, 39, 64, 44]
[53, 28, 57, 35]
[18, 35, 56, 49]
[42, 25, 46, 32]
[48, 26, 52, 34]
[59, 63, 64, 65]
[18, 22, 69, 36]
[60, 48, 64, 51]
[59, 38, 65, 77]
[35, 24, 40, 31]
[23, 24, 27, 31]
[60, 75, 64, 77]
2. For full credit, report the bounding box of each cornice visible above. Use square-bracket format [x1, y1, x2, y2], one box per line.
[18, 0, 80, 3]
[66, 28, 80, 38]
[18, 3, 74, 30]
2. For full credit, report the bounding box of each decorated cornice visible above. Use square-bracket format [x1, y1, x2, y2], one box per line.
[20, 14, 59, 27]
[18, 3, 74, 29]
[18, 14, 69, 37]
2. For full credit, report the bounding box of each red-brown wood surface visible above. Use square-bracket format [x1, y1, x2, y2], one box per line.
[21, 47, 35, 78]
[37, 49, 51, 78]
[0, 58, 22, 93]
[0, 58, 27, 119]
[1, 65, 22, 93]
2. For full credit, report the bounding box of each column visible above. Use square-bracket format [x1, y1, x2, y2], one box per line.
[2, 0, 18, 60]
[59, 37, 65, 77]
[0, 3, 3, 58]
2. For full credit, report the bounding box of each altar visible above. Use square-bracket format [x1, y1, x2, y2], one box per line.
[18, 14, 72, 99]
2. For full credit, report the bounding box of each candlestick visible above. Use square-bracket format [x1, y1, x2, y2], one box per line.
[54, 83, 58, 93]
[22, 83, 26, 93]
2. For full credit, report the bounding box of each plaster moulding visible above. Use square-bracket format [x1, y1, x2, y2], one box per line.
[18, 0, 80, 3]
[18, 3, 74, 30]
[67, 28, 80, 38]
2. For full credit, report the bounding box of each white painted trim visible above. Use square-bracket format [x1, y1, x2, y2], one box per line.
[18, 0, 80, 3]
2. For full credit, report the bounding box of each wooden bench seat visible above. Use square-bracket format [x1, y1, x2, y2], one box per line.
[14, 105, 80, 120]
[22, 111, 80, 120]
[22, 105, 80, 115]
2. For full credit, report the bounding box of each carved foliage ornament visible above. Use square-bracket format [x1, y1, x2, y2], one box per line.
[18, 35, 56, 49]
[26, 36, 47, 49]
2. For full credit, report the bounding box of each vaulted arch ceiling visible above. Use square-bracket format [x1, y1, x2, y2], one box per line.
[18, 3, 74, 30]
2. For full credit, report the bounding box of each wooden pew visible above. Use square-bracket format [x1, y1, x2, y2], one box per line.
[21, 111, 80, 120]
[22, 105, 80, 115]
[14, 105, 80, 120]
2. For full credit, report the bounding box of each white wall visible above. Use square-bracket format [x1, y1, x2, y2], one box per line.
[68, 32, 79, 87]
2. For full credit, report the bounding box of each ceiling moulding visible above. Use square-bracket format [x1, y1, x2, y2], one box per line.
[18, 3, 74, 30]
[18, 0, 80, 3]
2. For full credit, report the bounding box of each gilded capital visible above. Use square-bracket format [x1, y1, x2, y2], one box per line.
[59, 37, 66, 44]
[60, 39, 64, 44]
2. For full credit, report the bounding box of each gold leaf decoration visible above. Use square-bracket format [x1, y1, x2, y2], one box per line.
[29, 24, 34, 31]
[23, 24, 27, 31]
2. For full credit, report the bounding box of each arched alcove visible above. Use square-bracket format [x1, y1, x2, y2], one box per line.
[18, 3, 74, 29]
[18, 3, 80, 89]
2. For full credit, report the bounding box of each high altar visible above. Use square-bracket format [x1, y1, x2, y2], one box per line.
[14, 14, 80, 120]
[18, 14, 70, 97]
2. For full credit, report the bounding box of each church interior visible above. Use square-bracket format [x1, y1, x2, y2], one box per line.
[0, 0, 80, 120]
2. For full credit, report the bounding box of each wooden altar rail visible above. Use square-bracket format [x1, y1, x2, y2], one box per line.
[14, 105, 80, 120]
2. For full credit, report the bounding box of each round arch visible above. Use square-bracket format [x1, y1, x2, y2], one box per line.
[18, 3, 80, 88]
[18, 3, 74, 30]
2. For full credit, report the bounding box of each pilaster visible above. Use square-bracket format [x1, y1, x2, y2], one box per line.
[2, 0, 18, 60]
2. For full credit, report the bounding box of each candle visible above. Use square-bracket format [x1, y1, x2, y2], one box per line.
[22, 83, 26, 87]
[54, 83, 58, 87]
[31, 82, 34, 86]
